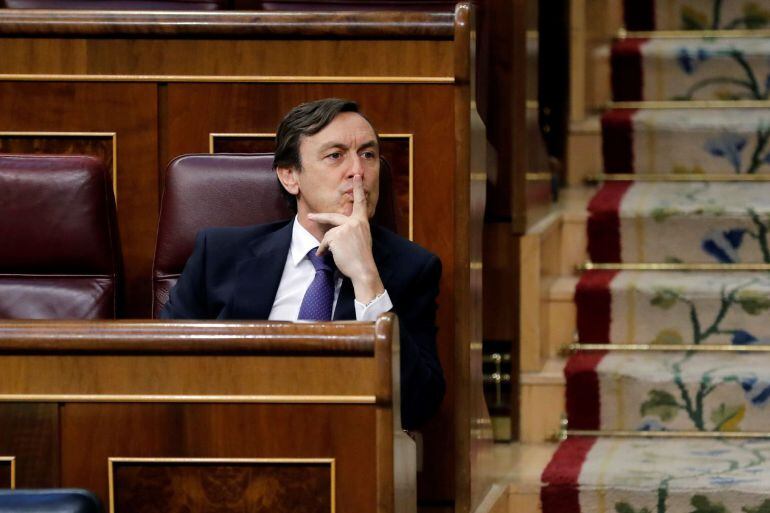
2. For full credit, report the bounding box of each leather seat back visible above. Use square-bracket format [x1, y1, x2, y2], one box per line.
[152, 152, 397, 317]
[0, 154, 122, 319]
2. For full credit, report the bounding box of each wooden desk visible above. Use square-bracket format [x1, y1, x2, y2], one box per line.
[0, 314, 415, 513]
[0, 7, 483, 506]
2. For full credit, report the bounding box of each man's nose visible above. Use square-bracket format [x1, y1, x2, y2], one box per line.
[348, 154, 365, 178]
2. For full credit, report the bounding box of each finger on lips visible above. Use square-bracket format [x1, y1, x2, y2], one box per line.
[353, 175, 367, 219]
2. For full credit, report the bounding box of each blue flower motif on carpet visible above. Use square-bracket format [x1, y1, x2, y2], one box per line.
[677, 47, 711, 75]
[740, 376, 770, 406]
[702, 228, 746, 262]
[637, 419, 667, 431]
[732, 330, 759, 345]
[704, 133, 747, 173]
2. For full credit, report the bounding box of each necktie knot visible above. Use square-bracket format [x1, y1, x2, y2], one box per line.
[307, 248, 335, 273]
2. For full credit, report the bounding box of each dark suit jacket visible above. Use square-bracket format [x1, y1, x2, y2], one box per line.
[161, 219, 445, 429]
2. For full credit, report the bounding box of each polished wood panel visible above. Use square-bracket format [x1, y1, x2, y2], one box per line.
[0, 404, 57, 487]
[0, 39, 452, 80]
[0, 316, 401, 512]
[0, 82, 157, 317]
[0, 11, 455, 38]
[60, 404, 374, 511]
[112, 460, 332, 513]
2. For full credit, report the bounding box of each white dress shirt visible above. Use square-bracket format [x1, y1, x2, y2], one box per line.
[268, 217, 393, 321]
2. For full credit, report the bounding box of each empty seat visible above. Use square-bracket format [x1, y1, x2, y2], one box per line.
[152, 153, 397, 317]
[0, 154, 122, 319]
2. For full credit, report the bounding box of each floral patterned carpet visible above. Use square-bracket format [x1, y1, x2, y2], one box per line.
[540, 1, 770, 512]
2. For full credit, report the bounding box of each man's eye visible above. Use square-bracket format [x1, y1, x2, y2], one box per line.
[361, 151, 377, 159]
[326, 152, 342, 160]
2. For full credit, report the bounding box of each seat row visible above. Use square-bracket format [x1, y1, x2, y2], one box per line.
[0, 152, 398, 320]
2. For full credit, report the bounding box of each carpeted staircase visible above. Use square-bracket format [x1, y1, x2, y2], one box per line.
[539, 1, 770, 512]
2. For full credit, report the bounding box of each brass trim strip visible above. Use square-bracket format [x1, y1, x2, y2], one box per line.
[587, 173, 770, 182]
[108, 457, 335, 513]
[0, 457, 15, 489]
[526, 172, 553, 181]
[0, 394, 376, 404]
[0, 131, 117, 198]
[209, 132, 415, 240]
[470, 172, 487, 182]
[526, 100, 538, 109]
[620, 29, 770, 39]
[0, 74, 454, 84]
[581, 262, 770, 271]
[568, 429, 770, 439]
[572, 343, 770, 352]
[610, 100, 770, 109]
[470, 261, 483, 270]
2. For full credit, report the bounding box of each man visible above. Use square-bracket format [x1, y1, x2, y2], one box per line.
[162, 98, 444, 429]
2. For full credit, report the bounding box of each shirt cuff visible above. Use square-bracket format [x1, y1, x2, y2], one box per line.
[354, 290, 394, 321]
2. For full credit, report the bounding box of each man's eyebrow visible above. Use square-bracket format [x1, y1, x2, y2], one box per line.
[318, 141, 348, 153]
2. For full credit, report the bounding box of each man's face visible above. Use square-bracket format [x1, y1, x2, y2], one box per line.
[281, 111, 380, 219]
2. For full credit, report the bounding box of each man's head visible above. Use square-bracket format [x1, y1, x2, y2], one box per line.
[273, 99, 380, 221]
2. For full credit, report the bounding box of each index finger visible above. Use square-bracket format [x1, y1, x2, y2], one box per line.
[352, 175, 368, 220]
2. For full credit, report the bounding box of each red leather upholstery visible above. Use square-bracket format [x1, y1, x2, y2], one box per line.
[0, 154, 121, 319]
[2, 0, 226, 9]
[152, 153, 397, 317]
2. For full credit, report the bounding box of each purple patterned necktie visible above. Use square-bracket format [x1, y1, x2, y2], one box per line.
[297, 248, 336, 321]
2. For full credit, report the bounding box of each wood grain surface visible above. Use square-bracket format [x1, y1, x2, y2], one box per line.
[59, 403, 376, 511]
[0, 403, 58, 487]
[0, 39, 453, 80]
[112, 461, 332, 513]
[0, 10, 455, 38]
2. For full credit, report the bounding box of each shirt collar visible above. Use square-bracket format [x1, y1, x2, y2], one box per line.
[290, 216, 322, 267]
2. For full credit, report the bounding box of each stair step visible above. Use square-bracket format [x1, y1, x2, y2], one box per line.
[479, 442, 557, 513]
[520, 358, 566, 443]
[612, 37, 770, 101]
[577, 270, 770, 345]
[624, 0, 770, 31]
[543, 436, 770, 513]
[602, 108, 770, 175]
[588, 181, 770, 263]
[566, 351, 770, 432]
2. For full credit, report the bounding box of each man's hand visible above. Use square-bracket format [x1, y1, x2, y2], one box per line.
[307, 175, 385, 304]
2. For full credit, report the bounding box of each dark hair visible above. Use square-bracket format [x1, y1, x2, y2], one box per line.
[273, 98, 368, 212]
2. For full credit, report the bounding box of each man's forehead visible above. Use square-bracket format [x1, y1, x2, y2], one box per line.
[302, 112, 377, 148]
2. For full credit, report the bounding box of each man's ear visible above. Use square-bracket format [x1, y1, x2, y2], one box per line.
[276, 166, 300, 196]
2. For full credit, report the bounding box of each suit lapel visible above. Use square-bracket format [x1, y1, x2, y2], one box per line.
[332, 226, 393, 321]
[229, 221, 293, 319]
